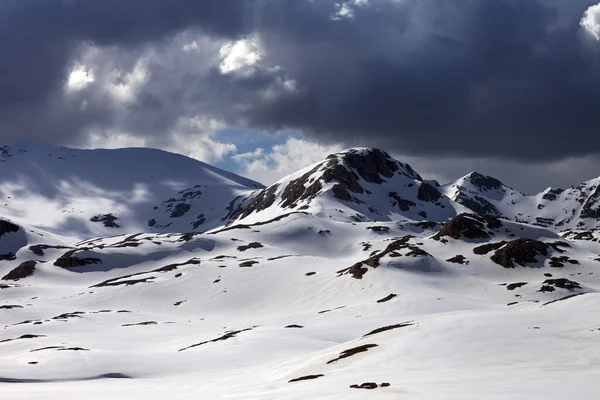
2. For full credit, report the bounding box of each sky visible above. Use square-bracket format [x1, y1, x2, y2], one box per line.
[2, 0, 600, 193]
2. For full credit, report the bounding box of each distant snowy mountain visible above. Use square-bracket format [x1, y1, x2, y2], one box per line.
[0, 143, 262, 239]
[442, 171, 600, 231]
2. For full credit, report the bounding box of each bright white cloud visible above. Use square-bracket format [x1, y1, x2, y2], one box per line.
[65, 64, 95, 92]
[234, 138, 343, 184]
[106, 57, 149, 103]
[167, 117, 237, 164]
[331, 0, 369, 20]
[84, 130, 149, 149]
[581, 3, 600, 40]
[219, 38, 263, 75]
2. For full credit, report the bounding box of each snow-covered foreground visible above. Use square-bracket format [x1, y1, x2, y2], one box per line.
[2, 213, 600, 399]
[2, 145, 600, 399]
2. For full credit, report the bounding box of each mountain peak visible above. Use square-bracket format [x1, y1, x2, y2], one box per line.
[327, 147, 423, 183]
[464, 171, 508, 191]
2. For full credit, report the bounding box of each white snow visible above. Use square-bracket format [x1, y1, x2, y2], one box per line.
[1, 145, 600, 399]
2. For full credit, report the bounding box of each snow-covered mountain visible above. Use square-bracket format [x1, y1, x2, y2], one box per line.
[0, 142, 262, 240]
[442, 171, 600, 231]
[2, 144, 600, 399]
[230, 148, 467, 225]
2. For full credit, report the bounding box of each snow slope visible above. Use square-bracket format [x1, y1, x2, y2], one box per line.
[0, 143, 262, 239]
[1, 146, 600, 399]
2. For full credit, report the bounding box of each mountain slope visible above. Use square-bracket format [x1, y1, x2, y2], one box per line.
[0, 143, 262, 239]
[442, 172, 600, 231]
[232, 148, 467, 226]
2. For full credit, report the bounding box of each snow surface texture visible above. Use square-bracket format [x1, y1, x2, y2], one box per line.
[1, 144, 600, 399]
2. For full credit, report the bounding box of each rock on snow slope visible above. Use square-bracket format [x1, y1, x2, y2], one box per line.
[1, 144, 600, 400]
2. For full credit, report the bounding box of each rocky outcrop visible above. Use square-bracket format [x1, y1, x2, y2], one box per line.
[338, 235, 431, 279]
[468, 172, 506, 191]
[388, 192, 416, 211]
[2, 260, 36, 281]
[238, 185, 279, 219]
[54, 250, 101, 268]
[0, 219, 19, 238]
[454, 192, 500, 216]
[433, 213, 502, 241]
[335, 149, 403, 184]
[417, 182, 442, 202]
[490, 239, 548, 268]
[580, 186, 600, 220]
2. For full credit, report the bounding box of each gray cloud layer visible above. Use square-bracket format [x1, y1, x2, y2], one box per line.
[1, 0, 600, 164]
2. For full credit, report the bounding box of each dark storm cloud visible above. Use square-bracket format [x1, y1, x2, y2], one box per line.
[0, 0, 251, 142]
[1, 0, 600, 162]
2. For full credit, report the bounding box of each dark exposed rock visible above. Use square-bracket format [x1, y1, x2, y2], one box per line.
[539, 285, 555, 292]
[580, 186, 600, 219]
[2, 261, 36, 281]
[376, 293, 397, 303]
[170, 203, 191, 218]
[54, 250, 101, 268]
[338, 235, 430, 279]
[549, 256, 579, 268]
[53, 312, 85, 320]
[338, 149, 405, 183]
[92, 258, 200, 287]
[363, 322, 414, 337]
[147, 218, 156, 227]
[0, 253, 16, 261]
[506, 282, 528, 290]
[490, 239, 549, 268]
[90, 214, 119, 228]
[446, 255, 468, 264]
[534, 217, 555, 228]
[327, 344, 378, 364]
[455, 192, 500, 216]
[285, 324, 304, 328]
[122, 321, 157, 327]
[0, 334, 46, 343]
[0, 304, 23, 309]
[179, 327, 254, 351]
[412, 221, 440, 230]
[239, 260, 259, 268]
[281, 168, 324, 209]
[473, 241, 507, 255]
[468, 172, 505, 191]
[542, 188, 564, 201]
[388, 192, 416, 211]
[350, 382, 379, 390]
[237, 242, 264, 252]
[191, 214, 206, 229]
[322, 162, 363, 193]
[305, 272, 316, 276]
[239, 185, 279, 219]
[417, 182, 442, 202]
[0, 219, 19, 238]
[332, 184, 361, 203]
[433, 213, 501, 241]
[289, 374, 324, 383]
[542, 278, 581, 291]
